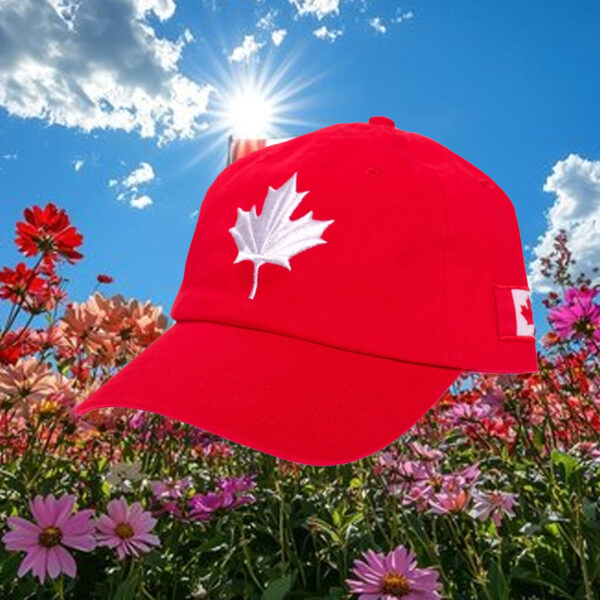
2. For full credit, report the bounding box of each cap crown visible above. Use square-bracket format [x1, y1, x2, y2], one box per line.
[172, 121, 536, 373]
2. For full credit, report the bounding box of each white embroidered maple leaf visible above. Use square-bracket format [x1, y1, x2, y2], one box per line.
[229, 173, 334, 299]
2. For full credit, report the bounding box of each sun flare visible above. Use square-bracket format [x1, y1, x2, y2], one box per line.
[225, 87, 275, 138]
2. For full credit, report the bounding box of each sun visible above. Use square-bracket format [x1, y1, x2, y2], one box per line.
[224, 86, 275, 138]
[181, 46, 321, 169]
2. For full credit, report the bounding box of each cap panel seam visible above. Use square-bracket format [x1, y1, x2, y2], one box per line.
[405, 133, 452, 364]
[432, 165, 453, 364]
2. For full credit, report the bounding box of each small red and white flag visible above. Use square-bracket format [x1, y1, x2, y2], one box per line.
[228, 136, 291, 165]
[494, 286, 535, 338]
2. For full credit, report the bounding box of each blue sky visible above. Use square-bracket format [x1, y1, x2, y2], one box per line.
[1, 0, 599, 325]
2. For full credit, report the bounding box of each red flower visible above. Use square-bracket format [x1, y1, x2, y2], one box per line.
[15, 203, 83, 263]
[0, 263, 65, 314]
[97, 274, 114, 284]
[0, 330, 38, 365]
[0, 263, 45, 303]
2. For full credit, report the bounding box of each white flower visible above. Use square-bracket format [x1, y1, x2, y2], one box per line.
[106, 461, 143, 492]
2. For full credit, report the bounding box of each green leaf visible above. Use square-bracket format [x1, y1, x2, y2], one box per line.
[487, 561, 509, 600]
[262, 574, 293, 600]
[112, 569, 141, 600]
[551, 450, 578, 484]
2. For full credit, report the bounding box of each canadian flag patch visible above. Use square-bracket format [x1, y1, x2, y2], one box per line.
[493, 286, 535, 338]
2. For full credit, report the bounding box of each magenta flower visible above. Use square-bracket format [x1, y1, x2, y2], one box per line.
[96, 497, 160, 559]
[189, 492, 224, 521]
[549, 287, 600, 341]
[471, 490, 517, 527]
[2, 494, 95, 583]
[218, 474, 256, 507]
[189, 474, 256, 521]
[347, 545, 441, 600]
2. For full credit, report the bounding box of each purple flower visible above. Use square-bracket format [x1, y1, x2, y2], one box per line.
[2, 494, 95, 583]
[549, 287, 600, 341]
[347, 545, 441, 599]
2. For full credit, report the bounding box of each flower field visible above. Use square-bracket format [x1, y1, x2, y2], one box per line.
[1, 204, 600, 600]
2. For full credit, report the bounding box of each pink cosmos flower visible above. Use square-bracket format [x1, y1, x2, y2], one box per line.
[429, 488, 471, 516]
[2, 494, 95, 583]
[471, 490, 517, 527]
[549, 287, 600, 341]
[0, 357, 61, 416]
[151, 476, 192, 500]
[408, 443, 443, 462]
[96, 497, 160, 559]
[347, 545, 441, 600]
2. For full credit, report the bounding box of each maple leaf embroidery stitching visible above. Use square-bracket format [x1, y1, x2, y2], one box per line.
[520, 297, 533, 326]
[229, 173, 334, 299]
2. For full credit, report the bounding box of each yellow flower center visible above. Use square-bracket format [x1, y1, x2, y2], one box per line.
[381, 572, 411, 597]
[38, 526, 62, 547]
[115, 522, 135, 539]
[39, 400, 59, 415]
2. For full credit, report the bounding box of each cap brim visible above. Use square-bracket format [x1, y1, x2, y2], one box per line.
[76, 322, 460, 465]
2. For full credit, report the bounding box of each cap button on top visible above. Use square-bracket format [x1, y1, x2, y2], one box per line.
[368, 116, 395, 128]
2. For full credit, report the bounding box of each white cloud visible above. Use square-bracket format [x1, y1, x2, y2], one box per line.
[135, 0, 176, 21]
[394, 9, 414, 23]
[369, 17, 386, 34]
[123, 162, 155, 187]
[290, 0, 340, 20]
[110, 161, 156, 209]
[313, 25, 343, 42]
[271, 29, 288, 46]
[130, 194, 153, 209]
[1, 153, 18, 160]
[229, 35, 264, 63]
[72, 159, 85, 171]
[529, 154, 600, 292]
[0, 0, 213, 145]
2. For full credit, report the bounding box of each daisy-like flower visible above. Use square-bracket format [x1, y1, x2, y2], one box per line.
[151, 476, 192, 500]
[189, 474, 256, 521]
[2, 494, 95, 583]
[15, 203, 83, 263]
[0, 357, 60, 416]
[347, 546, 441, 599]
[96, 497, 160, 559]
[471, 490, 517, 527]
[189, 492, 225, 521]
[429, 488, 471, 516]
[0, 263, 45, 304]
[549, 287, 600, 342]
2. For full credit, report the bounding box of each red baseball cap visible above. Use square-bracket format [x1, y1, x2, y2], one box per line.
[76, 116, 537, 465]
